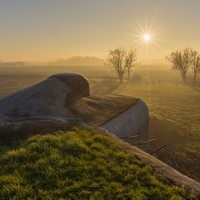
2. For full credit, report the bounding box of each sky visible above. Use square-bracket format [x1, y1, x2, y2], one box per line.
[1, 0, 200, 63]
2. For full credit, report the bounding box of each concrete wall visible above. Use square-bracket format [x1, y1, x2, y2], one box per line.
[101, 99, 149, 152]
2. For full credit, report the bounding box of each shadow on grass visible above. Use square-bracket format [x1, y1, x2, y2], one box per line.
[191, 87, 200, 93]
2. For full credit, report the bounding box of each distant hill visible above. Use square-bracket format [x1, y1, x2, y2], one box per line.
[49, 56, 105, 66]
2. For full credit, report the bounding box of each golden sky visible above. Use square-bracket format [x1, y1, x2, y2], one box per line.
[1, 0, 200, 64]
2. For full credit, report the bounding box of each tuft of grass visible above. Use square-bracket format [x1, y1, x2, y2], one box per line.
[0, 128, 197, 199]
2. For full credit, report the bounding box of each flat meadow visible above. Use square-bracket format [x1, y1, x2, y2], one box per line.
[89, 67, 200, 182]
[0, 65, 200, 182]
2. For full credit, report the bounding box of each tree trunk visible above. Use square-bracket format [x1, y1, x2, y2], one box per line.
[193, 75, 196, 86]
[119, 73, 123, 84]
[182, 74, 186, 83]
[127, 69, 130, 81]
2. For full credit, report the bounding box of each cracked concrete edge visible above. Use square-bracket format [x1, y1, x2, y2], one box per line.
[94, 127, 200, 196]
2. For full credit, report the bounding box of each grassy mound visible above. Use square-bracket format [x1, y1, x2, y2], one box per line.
[0, 128, 197, 199]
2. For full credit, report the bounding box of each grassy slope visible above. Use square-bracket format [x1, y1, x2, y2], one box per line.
[0, 128, 197, 199]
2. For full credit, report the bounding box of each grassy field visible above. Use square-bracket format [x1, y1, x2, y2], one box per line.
[0, 128, 197, 199]
[120, 81, 200, 180]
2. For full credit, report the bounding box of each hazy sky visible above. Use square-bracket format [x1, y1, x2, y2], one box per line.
[1, 0, 200, 63]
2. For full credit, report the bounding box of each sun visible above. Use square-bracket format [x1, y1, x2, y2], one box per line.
[144, 34, 150, 41]
[124, 11, 167, 61]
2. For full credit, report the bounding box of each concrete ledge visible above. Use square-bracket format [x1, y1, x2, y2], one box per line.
[94, 127, 200, 196]
[101, 99, 149, 152]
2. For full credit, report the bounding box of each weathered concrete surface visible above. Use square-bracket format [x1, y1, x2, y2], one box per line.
[0, 75, 88, 142]
[0, 74, 142, 143]
[48, 73, 90, 97]
[101, 99, 149, 152]
[70, 95, 150, 151]
[69, 94, 138, 126]
[95, 127, 200, 196]
[0, 78, 80, 123]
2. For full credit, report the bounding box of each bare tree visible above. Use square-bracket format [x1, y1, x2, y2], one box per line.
[166, 47, 193, 82]
[191, 50, 200, 85]
[126, 48, 137, 81]
[105, 47, 137, 83]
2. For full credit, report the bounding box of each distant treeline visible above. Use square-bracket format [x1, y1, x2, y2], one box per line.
[0, 56, 105, 67]
[0, 61, 25, 66]
[48, 56, 105, 66]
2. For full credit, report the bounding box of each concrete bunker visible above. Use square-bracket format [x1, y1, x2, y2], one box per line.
[0, 73, 149, 152]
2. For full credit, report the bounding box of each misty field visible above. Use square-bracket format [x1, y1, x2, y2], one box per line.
[0, 65, 200, 182]
[89, 69, 200, 182]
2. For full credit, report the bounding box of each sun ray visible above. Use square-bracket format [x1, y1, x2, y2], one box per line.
[120, 7, 171, 63]
[124, 12, 169, 63]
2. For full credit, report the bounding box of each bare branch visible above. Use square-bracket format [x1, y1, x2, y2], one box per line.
[191, 50, 200, 84]
[105, 47, 137, 83]
[165, 48, 193, 82]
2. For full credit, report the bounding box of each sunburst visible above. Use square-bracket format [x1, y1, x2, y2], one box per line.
[122, 10, 168, 63]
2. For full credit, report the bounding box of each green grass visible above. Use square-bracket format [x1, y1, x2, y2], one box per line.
[0, 128, 197, 199]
